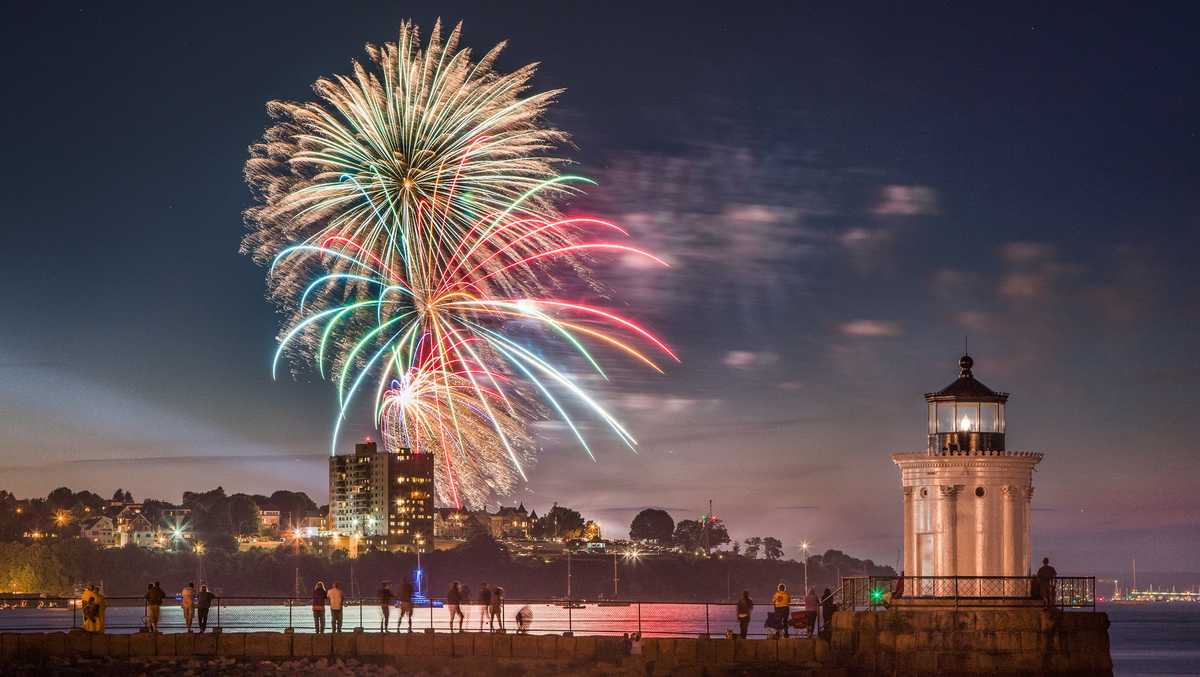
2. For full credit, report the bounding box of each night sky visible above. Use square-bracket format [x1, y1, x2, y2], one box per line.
[2, 2, 1198, 574]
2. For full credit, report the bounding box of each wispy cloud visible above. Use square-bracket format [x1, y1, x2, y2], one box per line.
[722, 350, 780, 369]
[839, 320, 903, 337]
[871, 185, 938, 216]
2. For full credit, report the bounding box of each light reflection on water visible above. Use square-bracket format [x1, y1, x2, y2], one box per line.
[0, 602, 784, 638]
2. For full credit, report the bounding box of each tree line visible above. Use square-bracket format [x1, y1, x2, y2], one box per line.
[0, 534, 894, 601]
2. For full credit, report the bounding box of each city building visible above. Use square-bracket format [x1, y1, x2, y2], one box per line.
[387, 445, 435, 552]
[328, 441, 434, 552]
[80, 515, 117, 548]
[892, 354, 1042, 585]
[259, 509, 281, 532]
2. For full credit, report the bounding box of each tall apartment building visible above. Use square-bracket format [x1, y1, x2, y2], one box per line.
[329, 441, 434, 553]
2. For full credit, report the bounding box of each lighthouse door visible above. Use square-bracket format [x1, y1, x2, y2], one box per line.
[917, 533, 935, 592]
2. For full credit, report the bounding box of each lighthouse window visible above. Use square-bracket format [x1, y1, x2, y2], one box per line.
[975, 487, 985, 497]
[980, 403, 999, 432]
[936, 402, 955, 432]
[956, 402, 980, 432]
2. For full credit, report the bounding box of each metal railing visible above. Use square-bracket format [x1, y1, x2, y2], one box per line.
[0, 596, 834, 638]
[836, 576, 1096, 611]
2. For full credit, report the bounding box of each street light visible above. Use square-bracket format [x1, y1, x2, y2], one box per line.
[612, 546, 644, 598]
[800, 541, 811, 596]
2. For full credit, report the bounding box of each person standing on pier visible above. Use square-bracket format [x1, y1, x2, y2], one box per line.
[81, 584, 107, 633]
[736, 590, 754, 639]
[196, 585, 214, 633]
[92, 585, 108, 633]
[490, 587, 505, 632]
[820, 588, 836, 639]
[478, 583, 492, 631]
[771, 583, 791, 637]
[311, 581, 328, 633]
[327, 582, 344, 632]
[181, 581, 195, 633]
[399, 578, 414, 632]
[447, 581, 464, 632]
[376, 581, 393, 632]
[1037, 557, 1058, 609]
[804, 588, 819, 636]
[145, 582, 165, 633]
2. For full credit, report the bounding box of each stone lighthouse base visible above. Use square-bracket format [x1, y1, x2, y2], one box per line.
[829, 607, 1112, 675]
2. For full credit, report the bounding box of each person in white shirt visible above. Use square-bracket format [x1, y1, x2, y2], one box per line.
[181, 582, 195, 633]
[327, 582, 345, 633]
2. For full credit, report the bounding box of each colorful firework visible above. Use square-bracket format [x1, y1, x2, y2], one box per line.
[244, 21, 676, 508]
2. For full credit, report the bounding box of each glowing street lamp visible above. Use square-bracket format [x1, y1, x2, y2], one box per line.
[800, 540, 811, 596]
[53, 510, 71, 527]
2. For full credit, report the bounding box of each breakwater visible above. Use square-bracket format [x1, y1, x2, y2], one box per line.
[830, 608, 1112, 675]
[1, 630, 837, 675]
[1, 608, 1114, 675]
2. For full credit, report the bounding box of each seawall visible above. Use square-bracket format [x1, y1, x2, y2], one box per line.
[830, 608, 1112, 675]
[1, 609, 1114, 675]
[0, 630, 839, 675]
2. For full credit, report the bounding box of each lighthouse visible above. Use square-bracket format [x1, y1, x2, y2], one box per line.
[892, 354, 1042, 586]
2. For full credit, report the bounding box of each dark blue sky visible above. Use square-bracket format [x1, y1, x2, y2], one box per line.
[2, 2, 1197, 572]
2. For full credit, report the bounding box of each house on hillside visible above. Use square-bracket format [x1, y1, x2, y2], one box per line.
[118, 513, 157, 548]
[487, 504, 531, 540]
[433, 508, 483, 541]
[80, 516, 117, 548]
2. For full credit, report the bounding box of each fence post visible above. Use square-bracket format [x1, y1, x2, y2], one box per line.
[568, 604, 573, 635]
[360, 598, 364, 631]
[73, 599, 77, 629]
[216, 599, 221, 630]
[429, 599, 434, 632]
[637, 603, 642, 636]
[288, 599, 293, 630]
[704, 603, 710, 637]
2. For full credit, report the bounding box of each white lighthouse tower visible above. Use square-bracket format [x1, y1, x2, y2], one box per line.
[892, 354, 1042, 586]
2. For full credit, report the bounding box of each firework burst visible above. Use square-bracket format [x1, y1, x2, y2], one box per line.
[244, 20, 676, 508]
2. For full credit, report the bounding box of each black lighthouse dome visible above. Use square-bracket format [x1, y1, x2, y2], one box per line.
[924, 354, 1008, 453]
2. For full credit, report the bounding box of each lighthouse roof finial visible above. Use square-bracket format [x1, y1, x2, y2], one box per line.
[925, 352, 1008, 402]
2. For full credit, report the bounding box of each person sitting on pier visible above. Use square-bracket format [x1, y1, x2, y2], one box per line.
[516, 604, 533, 634]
